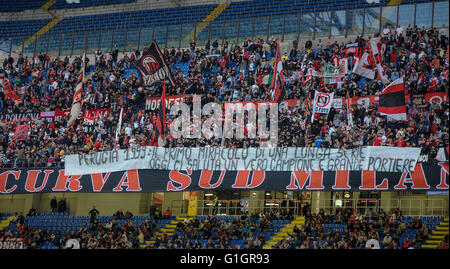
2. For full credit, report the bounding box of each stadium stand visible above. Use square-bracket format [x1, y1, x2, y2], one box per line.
[0, 0, 137, 13]
[0, 22, 448, 167]
[0, 0, 448, 251]
[1, 208, 448, 249]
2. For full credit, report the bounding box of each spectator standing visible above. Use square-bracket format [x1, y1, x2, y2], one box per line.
[89, 205, 99, 223]
[50, 196, 57, 212]
[163, 207, 172, 219]
[58, 198, 67, 213]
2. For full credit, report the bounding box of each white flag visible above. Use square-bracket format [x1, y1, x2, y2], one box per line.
[115, 106, 124, 149]
[311, 90, 334, 123]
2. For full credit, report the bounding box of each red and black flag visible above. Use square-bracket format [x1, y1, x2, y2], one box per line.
[155, 82, 167, 142]
[378, 77, 407, 121]
[276, 72, 286, 105]
[134, 41, 176, 87]
[271, 39, 285, 103]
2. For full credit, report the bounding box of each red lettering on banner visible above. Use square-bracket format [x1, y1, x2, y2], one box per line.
[232, 171, 251, 188]
[112, 170, 142, 192]
[332, 171, 351, 190]
[286, 171, 325, 190]
[231, 171, 265, 189]
[91, 172, 111, 192]
[359, 171, 389, 190]
[25, 170, 54, 192]
[394, 164, 431, 190]
[0, 170, 21, 193]
[198, 170, 226, 189]
[52, 170, 82, 191]
[436, 162, 449, 189]
[376, 178, 389, 190]
[167, 170, 192, 191]
[246, 171, 266, 188]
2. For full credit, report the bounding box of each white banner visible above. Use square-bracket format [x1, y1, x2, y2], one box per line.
[64, 146, 422, 175]
[332, 98, 343, 110]
[311, 91, 334, 122]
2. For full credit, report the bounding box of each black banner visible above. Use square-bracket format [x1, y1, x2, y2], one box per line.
[0, 161, 448, 194]
[134, 41, 176, 87]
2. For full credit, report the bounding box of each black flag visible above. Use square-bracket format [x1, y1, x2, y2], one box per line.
[134, 41, 176, 87]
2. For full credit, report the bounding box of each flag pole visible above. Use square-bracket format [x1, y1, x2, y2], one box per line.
[114, 105, 123, 150]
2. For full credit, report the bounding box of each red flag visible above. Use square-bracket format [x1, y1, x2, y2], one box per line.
[271, 39, 285, 102]
[155, 83, 167, 140]
[2, 79, 19, 101]
[14, 124, 29, 141]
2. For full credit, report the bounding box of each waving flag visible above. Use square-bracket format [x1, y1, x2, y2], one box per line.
[378, 77, 407, 121]
[369, 37, 389, 84]
[271, 39, 285, 102]
[155, 83, 167, 145]
[114, 106, 124, 149]
[134, 41, 176, 87]
[67, 52, 85, 127]
[2, 78, 19, 102]
[353, 37, 388, 84]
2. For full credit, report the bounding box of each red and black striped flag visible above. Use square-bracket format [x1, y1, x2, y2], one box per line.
[378, 77, 407, 121]
[271, 39, 285, 103]
[155, 82, 167, 144]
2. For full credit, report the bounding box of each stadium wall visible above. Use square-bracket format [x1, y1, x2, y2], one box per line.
[1, 191, 448, 217]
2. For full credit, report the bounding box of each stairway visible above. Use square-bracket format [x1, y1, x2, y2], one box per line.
[140, 216, 186, 248]
[13, 0, 62, 55]
[263, 216, 305, 249]
[421, 217, 449, 249]
[183, 2, 230, 42]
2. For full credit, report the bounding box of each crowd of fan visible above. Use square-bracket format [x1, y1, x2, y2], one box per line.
[0, 25, 449, 168]
[2, 206, 445, 249]
[272, 207, 433, 249]
[1, 206, 161, 249]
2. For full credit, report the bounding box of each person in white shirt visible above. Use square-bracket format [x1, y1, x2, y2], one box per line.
[396, 26, 404, 36]
[365, 235, 380, 249]
[125, 124, 132, 137]
[363, 115, 372, 127]
[65, 237, 80, 249]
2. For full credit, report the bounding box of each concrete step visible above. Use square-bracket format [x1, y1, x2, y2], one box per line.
[421, 244, 438, 249]
[424, 239, 443, 244]
[429, 235, 445, 240]
[271, 236, 286, 241]
[431, 231, 447, 235]
[160, 228, 175, 232]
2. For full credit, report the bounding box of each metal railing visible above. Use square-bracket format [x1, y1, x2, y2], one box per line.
[171, 196, 449, 217]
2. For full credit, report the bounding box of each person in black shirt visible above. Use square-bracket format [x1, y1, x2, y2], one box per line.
[89, 205, 99, 223]
[50, 196, 57, 212]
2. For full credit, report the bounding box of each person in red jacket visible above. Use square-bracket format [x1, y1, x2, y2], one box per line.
[373, 134, 382, 146]
[163, 207, 172, 219]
